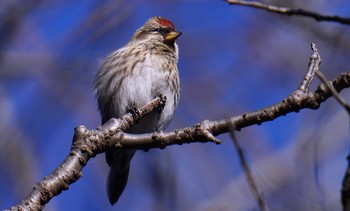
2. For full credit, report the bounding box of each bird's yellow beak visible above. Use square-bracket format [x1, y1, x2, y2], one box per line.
[165, 31, 182, 41]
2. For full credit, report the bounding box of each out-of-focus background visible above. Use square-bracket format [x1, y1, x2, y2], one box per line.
[1, 1, 350, 210]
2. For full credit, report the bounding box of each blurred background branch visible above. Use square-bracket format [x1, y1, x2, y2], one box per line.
[230, 131, 268, 211]
[226, 0, 350, 25]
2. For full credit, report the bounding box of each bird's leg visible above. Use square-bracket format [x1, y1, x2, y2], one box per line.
[156, 94, 167, 113]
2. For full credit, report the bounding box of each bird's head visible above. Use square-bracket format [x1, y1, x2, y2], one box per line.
[131, 16, 182, 48]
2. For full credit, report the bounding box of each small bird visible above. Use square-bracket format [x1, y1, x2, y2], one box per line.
[94, 16, 181, 205]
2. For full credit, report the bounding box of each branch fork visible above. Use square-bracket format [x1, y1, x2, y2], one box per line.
[194, 120, 222, 144]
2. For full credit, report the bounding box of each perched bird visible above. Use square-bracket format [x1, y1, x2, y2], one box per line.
[94, 16, 181, 205]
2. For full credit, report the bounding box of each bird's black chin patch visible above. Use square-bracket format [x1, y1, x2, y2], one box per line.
[164, 40, 176, 49]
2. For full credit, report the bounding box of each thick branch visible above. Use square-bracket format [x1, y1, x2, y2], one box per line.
[9, 44, 350, 210]
[9, 97, 165, 211]
[226, 0, 350, 25]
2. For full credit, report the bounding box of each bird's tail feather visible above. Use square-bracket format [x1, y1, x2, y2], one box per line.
[106, 150, 136, 205]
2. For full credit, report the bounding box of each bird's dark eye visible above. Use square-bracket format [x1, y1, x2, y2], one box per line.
[153, 28, 160, 32]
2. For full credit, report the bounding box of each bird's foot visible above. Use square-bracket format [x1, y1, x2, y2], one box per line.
[128, 106, 141, 122]
[156, 94, 167, 113]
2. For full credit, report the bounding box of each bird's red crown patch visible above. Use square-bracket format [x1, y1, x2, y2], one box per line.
[158, 18, 176, 29]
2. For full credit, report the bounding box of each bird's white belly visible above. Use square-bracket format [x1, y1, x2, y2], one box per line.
[118, 58, 175, 133]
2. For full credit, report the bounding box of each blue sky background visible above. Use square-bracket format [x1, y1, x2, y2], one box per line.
[1, 0, 350, 210]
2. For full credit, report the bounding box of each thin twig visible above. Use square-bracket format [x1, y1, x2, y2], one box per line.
[226, 0, 350, 25]
[229, 131, 268, 211]
[298, 43, 321, 93]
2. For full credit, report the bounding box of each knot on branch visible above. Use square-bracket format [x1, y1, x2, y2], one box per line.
[75, 125, 88, 136]
[194, 120, 222, 144]
[110, 130, 124, 150]
[71, 126, 107, 158]
[335, 73, 350, 91]
[289, 90, 320, 110]
[72, 125, 90, 149]
[152, 131, 167, 149]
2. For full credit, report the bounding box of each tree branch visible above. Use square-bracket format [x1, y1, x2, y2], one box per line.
[9, 97, 166, 211]
[298, 43, 321, 93]
[226, 0, 350, 25]
[315, 71, 350, 114]
[9, 44, 350, 210]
